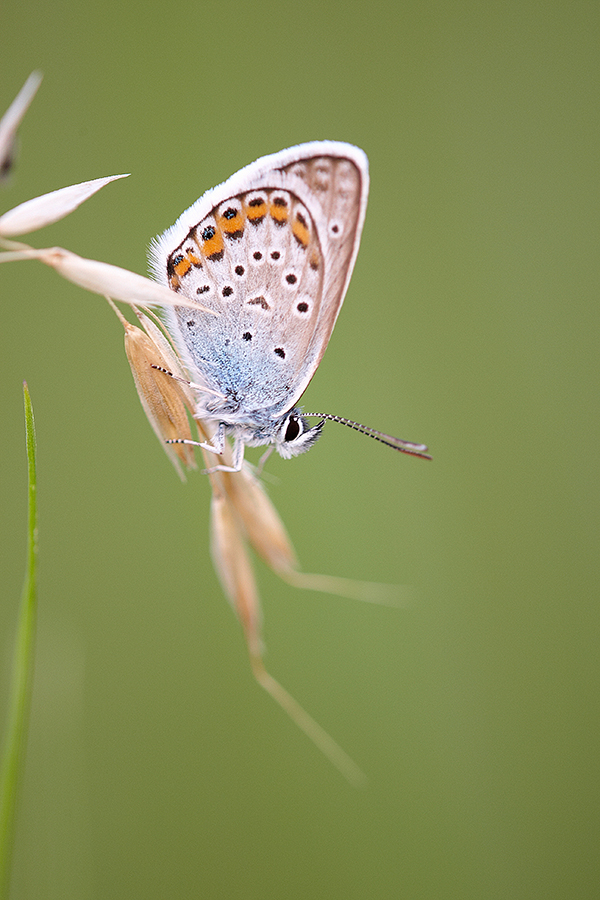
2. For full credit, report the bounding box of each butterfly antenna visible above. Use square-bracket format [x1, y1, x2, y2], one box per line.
[304, 413, 432, 460]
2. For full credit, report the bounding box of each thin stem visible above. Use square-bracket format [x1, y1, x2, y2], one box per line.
[0, 383, 39, 898]
[249, 652, 367, 788]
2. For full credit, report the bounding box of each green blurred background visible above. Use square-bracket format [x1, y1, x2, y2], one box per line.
[1, 1, 599, 897]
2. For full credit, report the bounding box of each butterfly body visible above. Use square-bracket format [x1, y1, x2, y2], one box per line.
[149, 142, 369, 467]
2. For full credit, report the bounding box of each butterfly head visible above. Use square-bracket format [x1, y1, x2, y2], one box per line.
[273, 411, 324, 459]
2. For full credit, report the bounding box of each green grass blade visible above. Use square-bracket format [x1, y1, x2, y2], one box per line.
[0, 383, 39, 898]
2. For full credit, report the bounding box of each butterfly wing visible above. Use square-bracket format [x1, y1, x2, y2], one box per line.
[149, 142, 369, 423]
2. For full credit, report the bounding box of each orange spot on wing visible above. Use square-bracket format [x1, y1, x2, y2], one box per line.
[246, 198, 266, 221]
[292, 217, 310, 247]
[201, 229, 225, 258]
[186, 249, 202, 266]
[174, 257, 191, 277]
[270, 202, 289, 225]
[218, 209, 244, 236]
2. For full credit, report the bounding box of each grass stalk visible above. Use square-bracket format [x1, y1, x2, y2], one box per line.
[0, 383, 38, 897]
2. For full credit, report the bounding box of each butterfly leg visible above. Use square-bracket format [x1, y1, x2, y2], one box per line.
[165, 422, 225, 454]
[254, 444, 274, 477]
[167, 424, 247, 473]
[200, 428, 247, 475]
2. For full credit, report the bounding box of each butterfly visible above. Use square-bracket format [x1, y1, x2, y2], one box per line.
[133, 143, 430, 783]
[148, 141, 430, 471]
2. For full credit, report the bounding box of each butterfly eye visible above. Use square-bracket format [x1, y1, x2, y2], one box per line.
[284, 414, 302, 442]
[275, 413, 324, 460]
